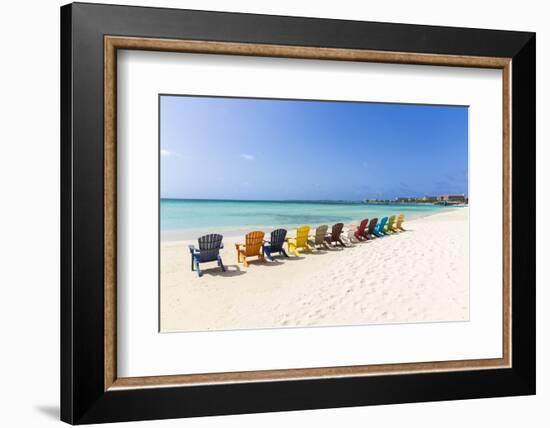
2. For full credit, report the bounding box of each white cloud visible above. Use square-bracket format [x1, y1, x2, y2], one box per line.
[239, 153, 255, 161]
[161, 149, 182, 158]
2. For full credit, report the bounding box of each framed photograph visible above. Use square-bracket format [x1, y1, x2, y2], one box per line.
[60, 2, 535, 424]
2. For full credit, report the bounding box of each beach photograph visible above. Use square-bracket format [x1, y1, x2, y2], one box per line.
[159, 95, 469, 333]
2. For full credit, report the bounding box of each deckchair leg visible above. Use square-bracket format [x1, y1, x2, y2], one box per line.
[191, 255, 195, 271]
[264, 248, 274, 262]
[217, 256, 226, 272]
[196, 262, 202, 277]
[288, 243, 299, 256]
[281, 248, 289, 258]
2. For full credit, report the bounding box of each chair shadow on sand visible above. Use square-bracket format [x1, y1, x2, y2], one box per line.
[349, 239, 369, 245]
[303, 249, 330, 255]
[259, 256, 306, 264]
[199, 264, 246, 277]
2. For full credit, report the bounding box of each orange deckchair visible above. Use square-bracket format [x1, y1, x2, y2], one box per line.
[235, 231, 265, 267]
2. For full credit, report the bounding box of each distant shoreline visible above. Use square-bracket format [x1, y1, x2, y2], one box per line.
[160, 197, 468, 206]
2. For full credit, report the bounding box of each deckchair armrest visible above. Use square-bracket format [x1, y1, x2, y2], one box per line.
[220, 243, 224, 249]
[188, 245, 197, 254]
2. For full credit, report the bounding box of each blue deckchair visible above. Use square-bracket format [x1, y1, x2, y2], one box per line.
[188, 234, 226, 277]
[374, 216, 388, 237]
[262, 229, 289, 261]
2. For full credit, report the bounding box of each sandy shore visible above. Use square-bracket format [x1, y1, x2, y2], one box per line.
[160, 208, 469, 332]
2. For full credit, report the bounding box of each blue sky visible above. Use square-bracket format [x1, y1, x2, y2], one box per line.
[160, 95, 468, 201]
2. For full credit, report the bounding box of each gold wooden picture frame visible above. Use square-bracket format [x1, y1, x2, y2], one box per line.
[104, 36, 512, 391]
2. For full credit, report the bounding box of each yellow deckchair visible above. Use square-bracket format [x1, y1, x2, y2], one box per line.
[386, 215, 397, 233]
[235, 231, 265, 267]
[395, 213, 405, 231]
[286, 225, 311, 256]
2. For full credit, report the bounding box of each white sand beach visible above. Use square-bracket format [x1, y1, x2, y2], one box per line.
[160, 208, 469, 332]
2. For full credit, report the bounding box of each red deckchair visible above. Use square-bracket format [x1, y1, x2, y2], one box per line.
[354, 218, 369, 241]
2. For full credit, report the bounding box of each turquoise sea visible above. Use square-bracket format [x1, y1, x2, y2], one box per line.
[161, 199, 461, 241]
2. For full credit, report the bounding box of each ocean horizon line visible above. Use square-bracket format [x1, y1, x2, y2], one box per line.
[160, 198, 368, 204]
[159, 197, 455, 204]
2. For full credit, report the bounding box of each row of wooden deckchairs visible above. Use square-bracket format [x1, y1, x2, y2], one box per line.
[353, 213, 405, 241]
[188, 214, 405, 277]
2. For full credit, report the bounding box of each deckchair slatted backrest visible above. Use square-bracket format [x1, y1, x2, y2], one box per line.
[387, 215, 395, 229]
[314, 225, 328, 244]
[198, 234, 223, 262]
[396, 213, 404, 227]
[367, 218, 378, 234]
[295, 226, 310, 247]
[270, 229, 287, 251]
[331, 223, 344, 240]
[377, 217, 388, 232]
[244, 231, 265, 256]
[358, 219, 369, 234]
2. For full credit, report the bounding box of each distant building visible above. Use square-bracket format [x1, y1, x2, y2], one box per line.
[366, 194, 467, 204]
[416, 196, 438, 203]
[437, 194, 466, 203]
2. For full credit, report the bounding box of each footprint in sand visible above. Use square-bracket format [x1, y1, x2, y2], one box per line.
[380, 311, 393, 320]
